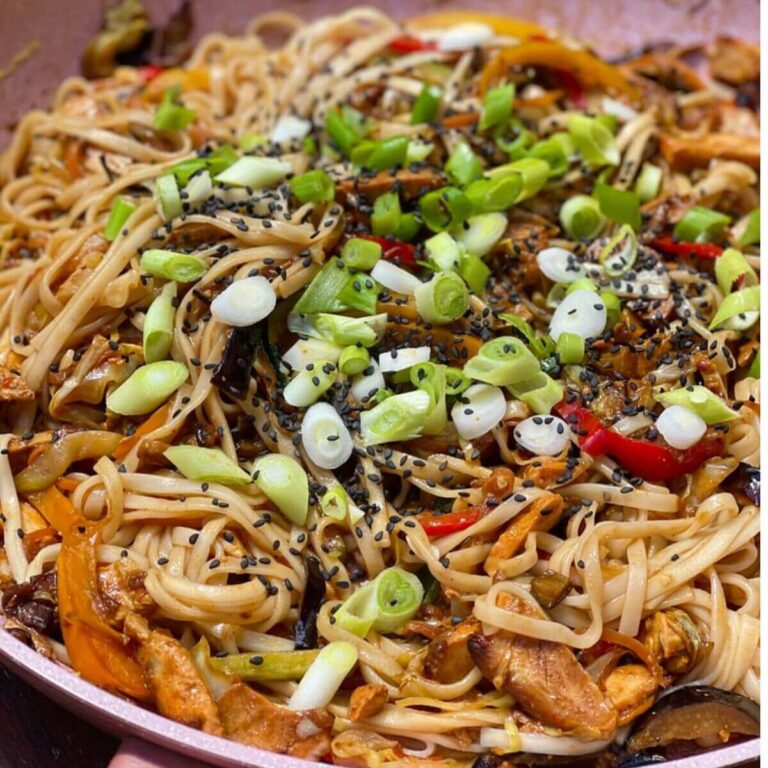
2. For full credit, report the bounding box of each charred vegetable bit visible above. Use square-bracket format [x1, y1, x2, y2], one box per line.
[294, 555, 326, 650]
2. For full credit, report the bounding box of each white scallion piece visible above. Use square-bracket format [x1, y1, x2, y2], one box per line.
[210, 276, 276, 327]
[514, 415, 570, 456]
[656, 405, 707, 450]
[378, 346, 430, 373]
[451, 383, 506, 440]
[549, 289, 607, 341]
[601, 96, 638, 122]
[282, 338, 342, 371]
[271, 115, 312, 144]
[351, 359, 385, 403]
[302, 402, 354, 469]
[452, 213, 507, 257]
[216, 156, 291, 188]
[371, 260, 422, 296]
[287, 640, 359, 711]
[537, 247, 586, 284]
[184, 170, 212, 206]
[438, 22, 494, 51]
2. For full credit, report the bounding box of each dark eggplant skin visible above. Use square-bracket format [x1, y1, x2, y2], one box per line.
[618, 754, 666, 767]
[472, 750, 619, 768]
[293, 555, 325, 650]
[213, 323, 264, 399]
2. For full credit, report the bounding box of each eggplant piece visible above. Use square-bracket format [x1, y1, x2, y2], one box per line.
[530, 570, 571, 609]
[727, 464, 760, 507]
[472, 751, 618, 768]
[293, 556, 325, 650]
[213, 324, 264, 400]
[625, 686, 759, 759]
[2, 570, 59, 638]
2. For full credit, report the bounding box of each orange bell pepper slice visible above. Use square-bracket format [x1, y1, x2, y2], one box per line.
[54, 493, 151, 701]
[480, 41, 641, 102]
[27, 486, 79, 535]
[406, 11, 551, 40]
[113, 402, 171, 461]
[143, 66, 210, 102]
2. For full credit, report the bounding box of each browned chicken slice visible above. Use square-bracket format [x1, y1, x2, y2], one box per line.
[98, 560, 154, 624]
[642, 608, 708, 678]
[603, 664, 657, 726]
[217, 681, 332, 759]
[484, 494, 563, 578]
[0, 364, 34, 402]
[708, 37, 760, 85]
[349, 683, 389, 722]
[422, 618, 481, 684]
[521, 457, 588, 489]
[468, 593, 618, 738]
[659, 132, 759, 171]
[124, 614, 223, 735]
[336, 168, 443, 202]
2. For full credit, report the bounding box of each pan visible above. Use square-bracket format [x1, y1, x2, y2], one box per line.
[0, 2, 760, 767]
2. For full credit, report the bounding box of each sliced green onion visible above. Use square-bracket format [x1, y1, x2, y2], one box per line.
[184, 170, 212, 207]
[211, 276, 277, 327]
[567, 277, 599, 295]
[326, 108, 364, 155]
[445, 367, 471, 396]
[709, 285, 760, 330]
[655, 385, 737, 424]
[238, 132, 267, 151]
[360, 390, 431, 445]
[106, 361, 188, 416]
[168, 158, 207, 187]
[406, 140, 434, 164]
[302, 401, 354, 469]
[292, 258, 349, 315]
[365, 136, 409, 171]
[738, 208, 760, 247]
[599, 224, 638, 276]
[424, 232, 463, 271]
[154, 174, 182, 221]
[420, 187, 473, 232]
[349, 140, 376, 167]
[287, 640, 358, 711]
[342, 238, 382, 270]
[379, 347, 431, 374]
[164, 445, 251, 485]
[445, 142, 483, 187]
[372, 191, 402, 236]
[411, 83, 443, 124]
[334, 585, 378, 636]
[460, 254, 491, 295]
[634, 162, 662, 203]
[143, 282, 176, 363]
[271, 114, 311, 144]
[252, 454, 308, 526]
[486, 158, 549, 203]
[499, 314, 553, 360]
[748, 349, 760, 378]
[528, 135, 571, 178]
[414, 270, 469, 324]
[555, 332, 585, 364]
[673, 205, 732, 244]
[595, 113, 618, 134]
[479, 83, 515, 131]
[600, 290, 621, 329]
[465, 176, 522, 214]
[320, 484, 348, 520]
[338, 272, 379, 314]
[452, 212, 507, 258]
[509, 373, 563, 415]
[371, 259, 421, 295]
[594, 183, 641, 231]
[495, 120, 536, 159]
[568, 114, 619, 167]
[154, 86, 196, 131]
[452, 382, 506, 440]
[216, 156, 290, 188]
[410, 362, 447, 435]
[559, 194, 605, 240]
[289, 313, 387, 348]
[394, 212, 421, 242]
[205, 144, 239, 176]
[715, 248, 757, 295]
[351, 359, 386, 403]
[283, 338, 342, 371]
[550, 289, 607, 341]
[210, 649, 319, 681]
[104, 197, 136, 241]
[289, 169, 335, 203]
[283, 359, 336, 407]
[140, 249, 207, 283]
[338, 345, 370, 376]
[463, 337, 540, 387]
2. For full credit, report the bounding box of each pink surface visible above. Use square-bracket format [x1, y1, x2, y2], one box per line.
[0, 1, 760, 767]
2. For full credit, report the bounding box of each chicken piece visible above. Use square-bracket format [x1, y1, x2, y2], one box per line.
[642, 609, 708, 678]
[468, 593, 618, 738]
[659, 133, 759, 171]
[422, 618, 481, 684]
[717, 104, 760, 139]
[603, 664, 657, 726]
[217, 681, 332, 760]
[336, 168, 444, 202]
[0, 363, 35, 402]
[708, 37, 760, 85]
[349, 683, 388, 722]
[98, 560, 154, 624]
[123, 614, 223, 735]
[484, 494, 563, 578]
[521, 457, 588, 489]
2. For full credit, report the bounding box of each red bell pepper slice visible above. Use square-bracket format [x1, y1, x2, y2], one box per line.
[650, 236, 724, 260]
[552, 68, 586, 107]
[137, 65, 165, 84]
[357, 235, 418, 271]
[389, 36, 437, 54]
[554, 399, 724, 482]
[418, 506, 483, 538]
